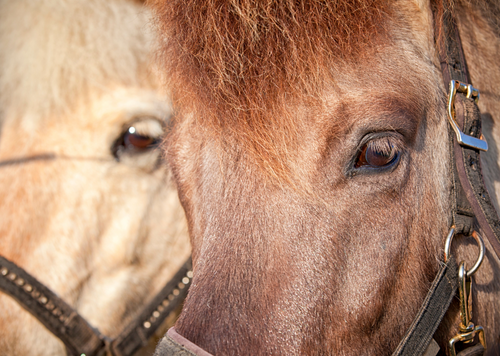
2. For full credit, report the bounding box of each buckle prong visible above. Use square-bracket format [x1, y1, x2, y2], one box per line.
[447, 80, 488, 151]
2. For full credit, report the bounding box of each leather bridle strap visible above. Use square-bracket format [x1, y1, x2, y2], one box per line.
[0, 255, 192, 356]
[436, 0, 500, 258]
[0, 256, 106, 356]
[391, 257, 458, 356]
[109, 258, 192, 356]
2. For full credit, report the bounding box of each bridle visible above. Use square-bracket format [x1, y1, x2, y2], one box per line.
[391, 2, 500, 354]
[0, 254, 192, 356]
[153, 1, 500, 356]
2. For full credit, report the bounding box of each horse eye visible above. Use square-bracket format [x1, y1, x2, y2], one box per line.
[355, 137, 399, 168]
[124, 127, 158, 150]
[112, 120, 164, 161]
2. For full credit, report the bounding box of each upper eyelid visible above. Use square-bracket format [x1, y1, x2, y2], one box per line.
[111, 118, 165, 160]
[345, 133, 404, 177]
[122, 117, 165, 138]
[356, 132, 403, 152]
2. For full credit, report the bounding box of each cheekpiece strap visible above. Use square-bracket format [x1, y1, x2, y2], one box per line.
[391, 257, 459, 356]
[436, 0, 500, 257]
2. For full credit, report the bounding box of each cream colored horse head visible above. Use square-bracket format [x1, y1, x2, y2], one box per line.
[0, 0, 190, 354]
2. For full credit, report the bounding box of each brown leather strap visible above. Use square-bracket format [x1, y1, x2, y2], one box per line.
[394, 2, 500, 355]
[0, 255, 192, 356]
[435, 0, 469, 86]
[435, 0, 500, 258]
[0, 256, 107, 356]
[452, 95, 500, 257]
[456, 344, 485, 356]
[434, 0, 475, 237]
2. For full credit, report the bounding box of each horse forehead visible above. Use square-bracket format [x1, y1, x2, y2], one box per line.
[166, 1, 439, 186]
[175, 54, 432, 177]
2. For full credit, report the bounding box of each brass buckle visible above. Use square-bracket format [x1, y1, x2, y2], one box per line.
[448, 262, 487, 356]
[444, 227, 487, 355]
[447, 80, 488, 151]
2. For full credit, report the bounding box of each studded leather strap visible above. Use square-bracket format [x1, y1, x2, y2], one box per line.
[0, 255, 192, 356]
[0, 256, 107, 356]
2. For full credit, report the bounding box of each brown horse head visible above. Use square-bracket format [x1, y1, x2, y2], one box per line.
[153, 0, 500, 354]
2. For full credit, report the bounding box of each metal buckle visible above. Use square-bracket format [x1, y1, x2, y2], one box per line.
[444, 227, 487, 355]
[448, 262, 487, 356]
[447, 80, 488, 151]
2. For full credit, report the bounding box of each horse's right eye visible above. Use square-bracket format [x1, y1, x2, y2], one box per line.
[112, 117, 165, 161]
[355, 136, 400, 168]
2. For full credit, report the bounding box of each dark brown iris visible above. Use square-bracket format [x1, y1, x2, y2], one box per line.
[355, 137, 397, 168]
[124, 131, 156, 150]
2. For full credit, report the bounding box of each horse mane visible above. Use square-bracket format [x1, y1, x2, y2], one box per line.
[0, 0, 154, 121]
[153, 0, 391, 184]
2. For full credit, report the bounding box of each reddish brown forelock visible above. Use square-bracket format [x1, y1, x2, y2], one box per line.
[152, 0, 392, 183]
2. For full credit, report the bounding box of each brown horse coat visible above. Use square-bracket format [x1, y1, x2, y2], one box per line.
[153, 0, 500, 354]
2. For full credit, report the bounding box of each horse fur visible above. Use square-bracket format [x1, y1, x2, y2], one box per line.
[153, 0, 500, 355]
[0, 1, 190, 354]
[152, 0, 393, 185]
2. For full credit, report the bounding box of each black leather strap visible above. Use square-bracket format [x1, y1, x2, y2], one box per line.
[110, 258, 192, 356]
[391, 257, 458, 356]
[0, 256, 107, 356]
[0, 255, 192, 356]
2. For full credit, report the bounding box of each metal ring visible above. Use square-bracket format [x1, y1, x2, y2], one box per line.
[444, 226, 485, 277]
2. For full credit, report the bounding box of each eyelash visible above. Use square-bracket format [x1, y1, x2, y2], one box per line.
[349, 134, 403, 175]
[355, 136, 399, 168]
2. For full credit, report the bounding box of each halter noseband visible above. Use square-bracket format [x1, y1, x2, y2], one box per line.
[0, 255, 192, 356]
